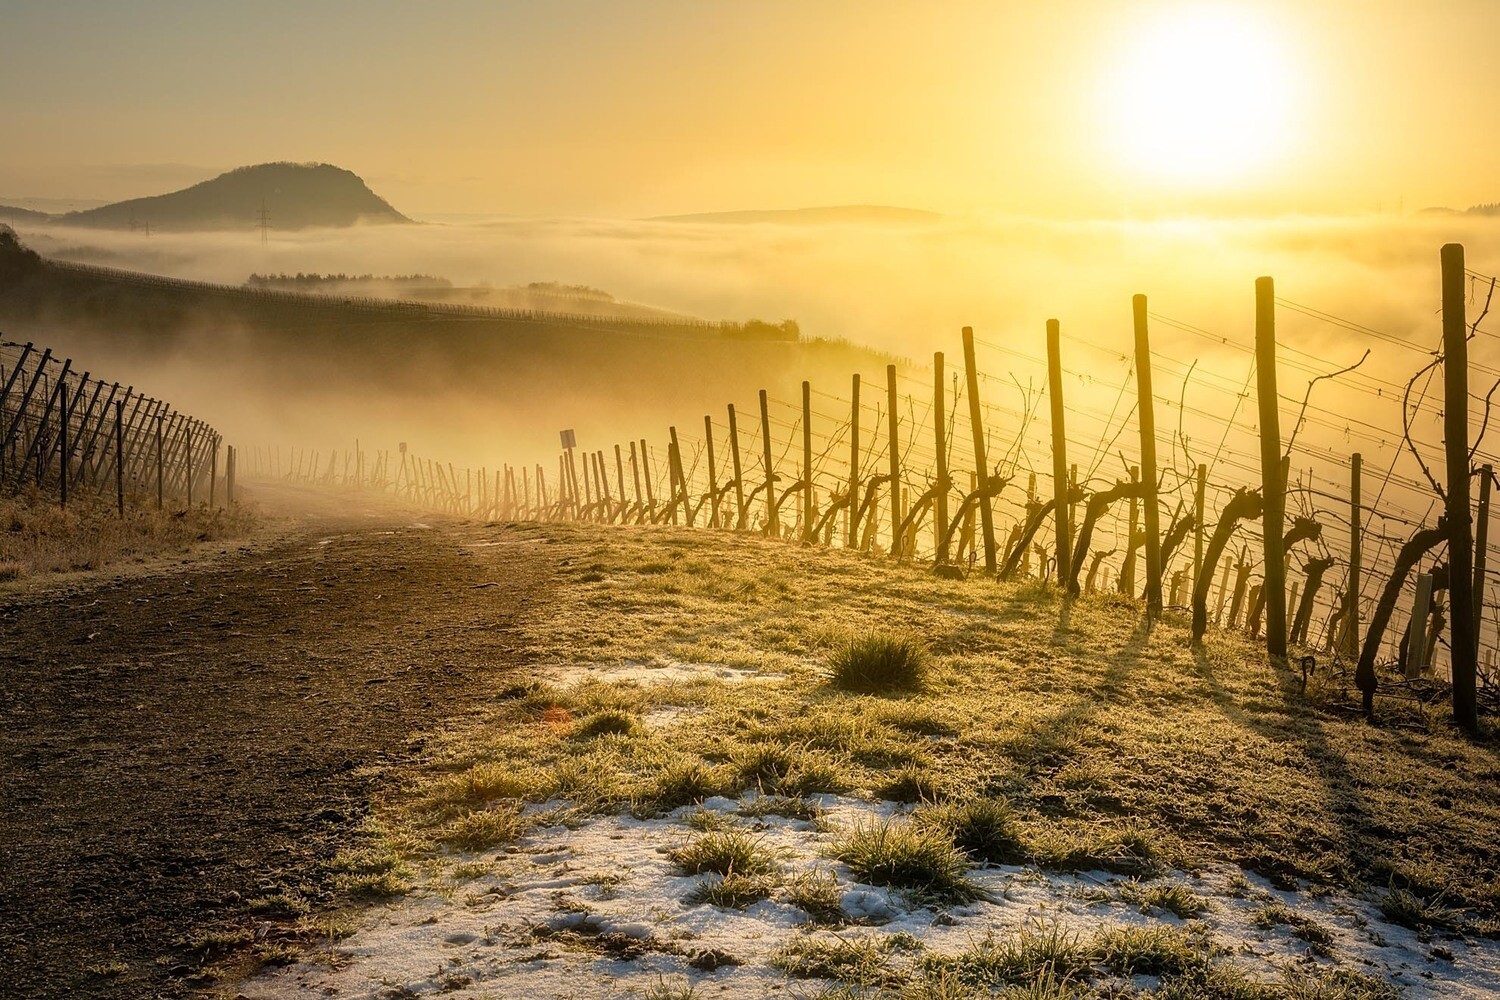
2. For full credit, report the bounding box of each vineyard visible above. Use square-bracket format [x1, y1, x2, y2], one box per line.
[261, 242, 1500, 733]
[0, 338, 234, 513]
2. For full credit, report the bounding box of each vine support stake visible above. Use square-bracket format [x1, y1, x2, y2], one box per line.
[1442, 242, 1478, 732]
[1255, 276, 1287, 658]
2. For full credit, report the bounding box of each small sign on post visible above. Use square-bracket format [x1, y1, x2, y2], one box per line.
[398, 442, 407, 454]
[560, 429, 577, 450]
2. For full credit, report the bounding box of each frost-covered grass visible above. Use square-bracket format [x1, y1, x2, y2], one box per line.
[238, 522, 1500, 997]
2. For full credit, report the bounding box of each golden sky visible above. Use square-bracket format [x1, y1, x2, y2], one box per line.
[3, 0, 1498, 218]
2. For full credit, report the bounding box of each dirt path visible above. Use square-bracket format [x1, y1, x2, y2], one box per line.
[0, 487, 555, 999]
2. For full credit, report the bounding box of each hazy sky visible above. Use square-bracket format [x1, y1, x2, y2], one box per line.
[4, 0, 1499, 218]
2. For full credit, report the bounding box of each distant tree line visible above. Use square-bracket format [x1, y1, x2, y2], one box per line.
[722, 318, 800, 341]
[525, 281, 614, 301]
[245, 272, 452, 289]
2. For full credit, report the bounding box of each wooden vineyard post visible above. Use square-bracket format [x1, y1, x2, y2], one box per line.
[1120, 467, 1140, 596]
[886, 365, 901, 558]
[227, 444, 235, 504]
[1474, 464, 1492, 656]
[1134, 295, 1162, 615]
[962, 331, 998, 572]
[615, 445, 627, 522]
[1407, 572, 1434, 678]
[566, 446, 581, 520]
[209, 436, 218, 508]
[58, 382, 68, 507]
[1346, 453, 1362, 656]
[934, 352, 950, 564]
[640, 438, 657, 521]
[668, 426, 687, 527]
[1255, 277, 1287, 658]
[1441, 243, 1478, 732]
[704, 415, 720, 529]
[1193, 464, 1207, 599]
[847, 374, 861, 548]
[155, 410, 164, 510]
[728, 404, 746, 529]
[759, 390, 777, 536]
[115, 400, 125, 516]
[185, 425, 194, 506]
[801, 381, 813, 544]
[1045, 320, 1071, 589]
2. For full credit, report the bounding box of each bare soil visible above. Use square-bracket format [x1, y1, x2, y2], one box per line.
[0, 488, 554, 999]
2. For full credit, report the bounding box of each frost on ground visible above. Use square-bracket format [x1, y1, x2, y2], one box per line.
[239, 794, 1498, 999]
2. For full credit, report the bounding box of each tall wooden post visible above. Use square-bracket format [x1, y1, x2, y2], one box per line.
[1442, 243, 1478, 731]
[58, 382, 68, 507]
[802, 381, 814, 544]
[1193, 464, 1207, 597]
[227, 443, 235, 505]
[847, 374, 861, 548]
[1346, 453, 1362, 656]
[1045, 320, 1071, 588]
[209, 437, 218, 508]
[115, 400, 125, 516]
[1255, 277, 1287, 658]
[759, 390, 778, 536]
[887, 364, 901, 558]
[614, 445, 627, 521]
[1133, 295, 1162, 614]
[961, 331, 997, 572]
[565, 447, 581, 519]
[934, 352, 951, 563]
[1474, 464, 1492, 657]
[704, 414, 719, 529]
[185, 425, 194, 506]
[155, 411, 164, 510]
[728, 404, 746, 529]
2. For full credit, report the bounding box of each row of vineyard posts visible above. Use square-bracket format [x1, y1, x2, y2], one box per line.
[0, 340, 236, 514]
[262, 244, 1491, 735]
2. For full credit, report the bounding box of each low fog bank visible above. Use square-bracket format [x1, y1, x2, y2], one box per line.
[3, 212, 1499, 477]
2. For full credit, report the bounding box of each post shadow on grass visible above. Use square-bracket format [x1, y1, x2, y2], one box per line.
[1188, 641, 1374, 886]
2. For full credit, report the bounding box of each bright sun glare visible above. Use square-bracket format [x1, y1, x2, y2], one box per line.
[1105, 7, 1296, 186]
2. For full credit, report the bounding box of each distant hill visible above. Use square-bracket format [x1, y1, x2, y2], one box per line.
[650, 205, 940, 225]
[46, 162, 409, 231]
[0, 204, 55, 225]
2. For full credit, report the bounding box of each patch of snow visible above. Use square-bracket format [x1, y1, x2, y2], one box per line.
[540, 658, 782, 688]
[237, 797, 1500, 999]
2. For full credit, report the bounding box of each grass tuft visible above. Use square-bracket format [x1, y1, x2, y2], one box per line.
[832, 818, 984, 903]
[783, 868, 846, 924]
[830, 633, 929, 694]
[572, 709, 636, 739]
[915, 798, 1026, 865]
[685, 872, 775, 909]
[442, 803, 527, 851]
[923, 923, 1091, 987]
[669, 829, 779, 876]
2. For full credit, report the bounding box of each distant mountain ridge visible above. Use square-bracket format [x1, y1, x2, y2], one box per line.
[649, 205, 940, 225]
[3, 163, 409, 231]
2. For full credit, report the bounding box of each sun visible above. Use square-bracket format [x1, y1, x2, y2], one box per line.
[1102, 7, 1297, 187]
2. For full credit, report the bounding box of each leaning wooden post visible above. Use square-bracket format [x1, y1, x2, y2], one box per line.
[668, 426, 687, 527]
[1255, 277, 1287, 658]
[1045, 320, 1071, 588]
[847, 373, 861, 548]
[801, 381, 814, 544]
[58, 382, 69, 507]
[1474, 464, 1492, 657]
[640, 438, 657, 520]
[1133, 295, 1162, 615]
[1193, 464, 1207, 597]
[728, 404, 747, 529]
[114, 400, 125, 517]
[185, 425, 194, 506]
[155, 410, 164, 510]
[933, 352, 951, 563]
[704, 414, 720, 528]
[1407, 572, 1435, 678]
[759, 390, 778, 536]
[961, 331, 998, 572]
[1442, 242, 1478, 731]
[886, 364, 901, 558]
[614, 445, 627, 521]
[1345, 453, 1362, 656]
